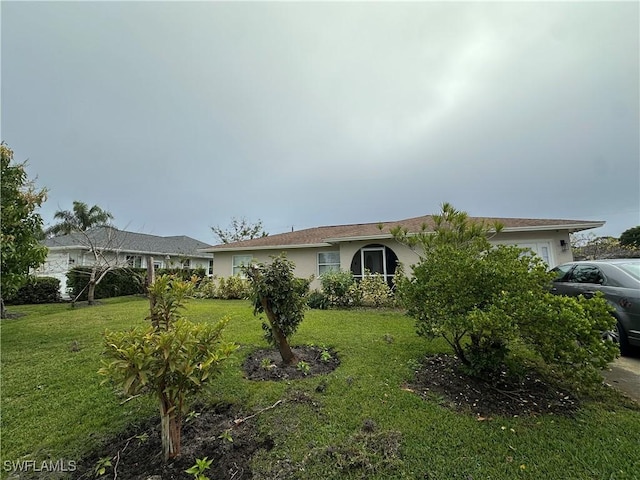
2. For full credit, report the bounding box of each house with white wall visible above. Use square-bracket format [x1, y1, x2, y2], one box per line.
[36, 226, 213, 298]
[202, 214, 604, 290]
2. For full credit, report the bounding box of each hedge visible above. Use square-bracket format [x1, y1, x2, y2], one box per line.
[5, 276, 62, 305]
[66, 267, 207, 301]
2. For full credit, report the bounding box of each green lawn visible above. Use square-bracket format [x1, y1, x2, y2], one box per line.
[1, 297, 639, 479]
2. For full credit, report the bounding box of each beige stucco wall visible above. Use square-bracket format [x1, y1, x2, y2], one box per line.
[211, 230, 574, 290]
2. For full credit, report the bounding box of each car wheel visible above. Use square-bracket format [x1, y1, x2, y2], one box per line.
[613, 321, 632, 357]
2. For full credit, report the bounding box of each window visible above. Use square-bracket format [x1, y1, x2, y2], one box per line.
[181, 259, 191, 269]
[551, 264, 573, 281]
[126, 255, 143, 268]
[318, 252, 340, 275]
[232, 255, 253, 276]
[153, 261, 163, 270]
[571, 265, 605, 284]
[209, 259, 214, 276]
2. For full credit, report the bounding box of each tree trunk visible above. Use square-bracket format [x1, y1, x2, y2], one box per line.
[260, 297, 297, 365]
[87, 269, 97, 305]
[0, 297, 6, 319]
[147, 257, 158, 326]
[159, 394, 181, 460]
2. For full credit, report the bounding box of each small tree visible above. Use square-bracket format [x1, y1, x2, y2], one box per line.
[211, 216, 268, 244]
[245, 255, 309, 365]
[394, 203, 617, 384]
[100, 275, 237, 460]
[0, 143, 48, 318]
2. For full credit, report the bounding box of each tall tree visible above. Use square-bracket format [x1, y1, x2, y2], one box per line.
[619, 226, 640, 249]
[47, 201, 117, 305]
[0, 143, 48, 318]
[46, 201, 113, 236]
[211, 216, 268, 244]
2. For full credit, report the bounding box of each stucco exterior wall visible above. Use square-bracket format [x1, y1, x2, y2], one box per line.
[211, 230, 573, 290]
[36, 249, 213, 298]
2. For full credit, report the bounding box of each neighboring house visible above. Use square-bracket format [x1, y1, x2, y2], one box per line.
[36, 227, 214, 298]
[202, 214, 604, 290]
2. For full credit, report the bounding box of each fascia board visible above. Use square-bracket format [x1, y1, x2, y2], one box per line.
[201, 243, 332, 253]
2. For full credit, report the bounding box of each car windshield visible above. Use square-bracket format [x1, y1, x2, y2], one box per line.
[617, 262, 640, 281]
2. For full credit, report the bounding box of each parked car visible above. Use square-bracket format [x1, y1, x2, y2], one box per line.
[550, 259, 640, 355]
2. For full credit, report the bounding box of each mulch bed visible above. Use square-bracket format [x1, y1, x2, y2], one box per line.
[243, 345, 341, 381]
[407, 353, 579, 417]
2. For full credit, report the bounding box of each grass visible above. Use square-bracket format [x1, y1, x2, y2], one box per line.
[2, 297, 640, 479]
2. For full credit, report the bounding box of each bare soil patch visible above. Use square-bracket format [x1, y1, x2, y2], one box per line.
[407, 354, 580, 417]
[69, 403, 272, 480]
[243, 345, 340, 381]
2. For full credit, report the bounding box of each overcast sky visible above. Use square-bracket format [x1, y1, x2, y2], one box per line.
[2, 1, 638, 245]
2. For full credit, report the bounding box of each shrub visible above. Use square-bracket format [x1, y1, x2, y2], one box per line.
[358, 272, 394, 308]
[320, 270, 356, 307]
[193, 277, 218, 299]
[5, 276, 61, 305]
[216, 275, 250, 299]
[307, 290, 329, 309]
[66, 267, 146, 300]
[394, 203, 618, 385]
[99, 275, 237, 460]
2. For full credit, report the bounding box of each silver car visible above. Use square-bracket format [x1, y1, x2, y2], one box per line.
[551, 259, 640, 356]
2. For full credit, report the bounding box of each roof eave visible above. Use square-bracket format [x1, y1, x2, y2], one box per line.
[202, 242, 332, 253]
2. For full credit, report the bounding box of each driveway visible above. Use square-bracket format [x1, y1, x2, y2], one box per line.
[603, 355, 640, 403]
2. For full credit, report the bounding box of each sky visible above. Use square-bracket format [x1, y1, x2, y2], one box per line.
[2, 1, 639, 245]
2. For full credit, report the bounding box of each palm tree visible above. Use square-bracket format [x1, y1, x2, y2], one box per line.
[47, 201, 114, 305]
[47, 201, 113, 236]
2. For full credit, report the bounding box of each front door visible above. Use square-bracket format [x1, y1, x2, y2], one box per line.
[362, 247, 385, 276]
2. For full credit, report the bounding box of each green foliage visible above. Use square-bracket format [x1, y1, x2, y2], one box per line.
[296, 360, 311, 375]
[46, 200, 113, 236]
[193, 277, 218, 299]
[185, 457, 213, 480]
[319, 270, 394, 308]
[5, 276, 61, 305]
[1, 143, 48, 314]
[307, 290, 330, 309]
[93, 456, 112, 477]
[99, 276, 237, 459]
[216, 275, 251, 299]
[320, 270, 356, 307]
[619, 225, 640, 249]
[358, 272, 394, 308]
[211, 216, 268, 244]
[246, 254, 309, 364]
[66, 267, 146, 300]
[394, 203, 617, 384]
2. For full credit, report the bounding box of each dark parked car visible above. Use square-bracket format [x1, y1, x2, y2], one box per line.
[550, 259, 640, 355]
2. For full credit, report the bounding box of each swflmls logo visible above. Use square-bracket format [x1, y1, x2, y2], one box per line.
[3, 459, 77, 473]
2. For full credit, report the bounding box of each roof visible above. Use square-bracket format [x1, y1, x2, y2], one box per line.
[43, 226, 213, 258]
[204, 214, 605, 252]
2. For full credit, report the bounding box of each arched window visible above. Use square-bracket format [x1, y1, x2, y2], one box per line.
[350, 244, 398, 286]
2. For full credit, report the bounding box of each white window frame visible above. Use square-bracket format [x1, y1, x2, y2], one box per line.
[181, 258, 191, 269]
[318, 251, 340, 276]
[126, 255, 143, 268]
[232, 255, 253, 276]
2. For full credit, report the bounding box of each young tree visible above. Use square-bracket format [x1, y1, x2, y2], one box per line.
[394, 203, 617, 385]
[245, 255, 309, 365]
[46, 201, 119, 305]
[619, 226, 640, 249]
[0, 143, 48, 318]
[211, 216, 268, 244]
[100, 275, 237, 460]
